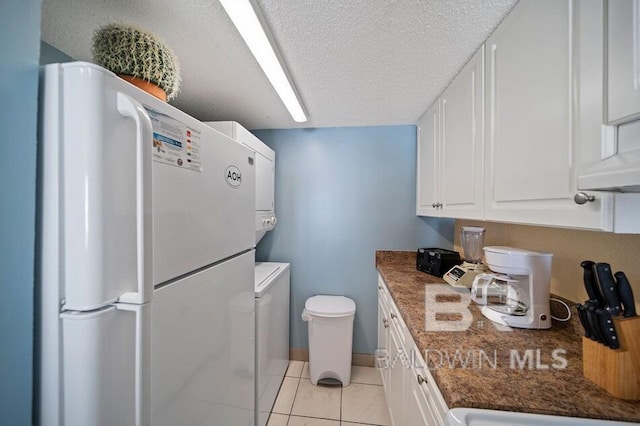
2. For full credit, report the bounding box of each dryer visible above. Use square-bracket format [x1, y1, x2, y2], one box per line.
[206, 121, 276, 244]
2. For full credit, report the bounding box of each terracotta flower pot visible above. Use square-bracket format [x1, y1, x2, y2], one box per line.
[118, 74, 167, 101]
[92, 23, 181, 101]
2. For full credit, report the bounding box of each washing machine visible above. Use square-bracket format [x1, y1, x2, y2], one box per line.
[255, 262, 290, 426]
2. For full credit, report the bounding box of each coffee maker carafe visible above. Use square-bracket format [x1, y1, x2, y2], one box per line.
[471, 246, 553, 329]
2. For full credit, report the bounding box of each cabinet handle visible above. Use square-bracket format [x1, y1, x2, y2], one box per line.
[390, 313, 397, 319]
[383, 318, 390, 328]
[574, 192, 596, 205]
[432, 202, 438, 208]
[417, 374, 427, 385]
[378, 285, 382, 290]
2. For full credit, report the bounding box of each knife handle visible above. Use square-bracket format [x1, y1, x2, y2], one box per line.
[585, 302, 604, 343]
[614, 271, 637, 318]
[593, 263, 622, 315]
[596, 307, 620, 349]
[576, 304, 593, 340]
[580, 260, 602, 304]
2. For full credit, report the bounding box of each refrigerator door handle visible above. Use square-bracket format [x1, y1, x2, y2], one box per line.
[116, 92, 154, 305]
[116, 302, 151, 426]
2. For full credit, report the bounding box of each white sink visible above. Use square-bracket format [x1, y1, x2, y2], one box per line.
[445, 408, 637, 425]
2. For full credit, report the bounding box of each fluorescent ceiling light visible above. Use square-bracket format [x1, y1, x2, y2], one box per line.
[220, 0, 307, 123]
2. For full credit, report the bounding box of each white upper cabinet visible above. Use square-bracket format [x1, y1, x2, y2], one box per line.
[440, 46, 484, 219]
[483, 0, 611, 230]
[417, 47, 484, 219]
[416, 101, 440, 216]
[416, 0, 640, 232]
[606, 0, 640, 124]
[578, 0, 640, 196]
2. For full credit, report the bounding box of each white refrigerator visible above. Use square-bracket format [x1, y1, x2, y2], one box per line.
[37, 62, 256, 426]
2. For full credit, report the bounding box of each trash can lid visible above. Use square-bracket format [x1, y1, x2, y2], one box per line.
[304, 295, 356, 317]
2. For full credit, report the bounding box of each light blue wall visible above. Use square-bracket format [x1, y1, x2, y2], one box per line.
[254, 126, 454, 354]
[0, 0, 41, 424]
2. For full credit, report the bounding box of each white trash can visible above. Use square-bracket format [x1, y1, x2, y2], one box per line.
[301, 295, 356, 386]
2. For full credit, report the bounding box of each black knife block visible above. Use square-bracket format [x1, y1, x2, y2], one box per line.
[583, 315, 640, 400]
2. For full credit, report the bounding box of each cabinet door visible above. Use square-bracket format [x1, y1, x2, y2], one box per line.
[405, 365, 441, 426]
[440, 46, 485, 219]
[377, 290, 390, 391]
[417, 102, 441, 216]
[387, 324, 405, 426]
[405, 372, 437, 426]
[484, 0, 609, 230]
[607, 0, 640, 124]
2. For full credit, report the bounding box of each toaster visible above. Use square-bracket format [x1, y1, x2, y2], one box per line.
[417, 248, 461, 277]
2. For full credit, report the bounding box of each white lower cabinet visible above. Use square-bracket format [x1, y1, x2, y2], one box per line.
[404, 341, 448, 426]
[406, 371, 437, 425]
[408, 337, 449, 426]
[387, 323, 406, 425]
[378, 275, 448, 426]
[377, 279, 390, 391]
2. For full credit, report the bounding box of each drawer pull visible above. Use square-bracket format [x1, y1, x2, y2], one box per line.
[391, 313, 397, 319]
[383, 318, 390, 328]
[417, 374, 427, 385]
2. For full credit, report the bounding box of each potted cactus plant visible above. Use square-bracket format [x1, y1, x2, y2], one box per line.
[92, 23, 181, 101]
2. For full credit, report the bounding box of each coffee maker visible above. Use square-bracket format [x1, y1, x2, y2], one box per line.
[471, 246, 553, 329]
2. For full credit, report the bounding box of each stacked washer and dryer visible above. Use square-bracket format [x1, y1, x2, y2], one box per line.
[207, 122, 290, 426]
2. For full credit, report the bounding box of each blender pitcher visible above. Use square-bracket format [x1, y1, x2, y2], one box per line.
[460, 227, 486, 264]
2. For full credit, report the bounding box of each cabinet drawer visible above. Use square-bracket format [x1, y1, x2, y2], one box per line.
[378, 277, 408, 344]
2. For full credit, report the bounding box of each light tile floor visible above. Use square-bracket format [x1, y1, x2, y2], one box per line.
[268, 361, 391, 426]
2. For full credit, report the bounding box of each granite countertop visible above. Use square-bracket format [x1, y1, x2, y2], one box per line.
[375, 250, 640, 423]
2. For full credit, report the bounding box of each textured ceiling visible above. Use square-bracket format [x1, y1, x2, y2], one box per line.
[41, 0, 518, 130]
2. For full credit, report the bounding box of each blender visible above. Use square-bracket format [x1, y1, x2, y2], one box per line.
[443, 226, 488, 288]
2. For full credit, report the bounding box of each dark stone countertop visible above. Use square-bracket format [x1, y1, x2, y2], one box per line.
[376, 250, 640, 423]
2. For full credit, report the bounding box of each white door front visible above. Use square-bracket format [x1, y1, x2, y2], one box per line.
[151, 250, 255, 426]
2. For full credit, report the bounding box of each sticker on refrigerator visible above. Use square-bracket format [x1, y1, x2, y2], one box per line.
[145, 106, 202, 172]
